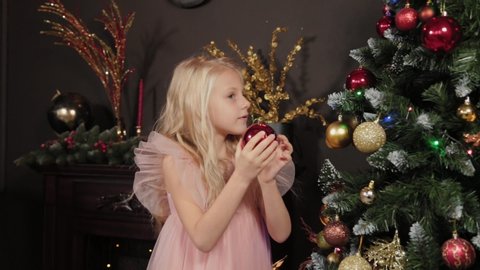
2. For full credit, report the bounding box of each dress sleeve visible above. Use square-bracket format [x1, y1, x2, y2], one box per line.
[275, 160, 295, 195]
[133, 132, 206, 222]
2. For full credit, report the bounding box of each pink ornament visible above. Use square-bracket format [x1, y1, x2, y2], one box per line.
[421, 16, 462, 53]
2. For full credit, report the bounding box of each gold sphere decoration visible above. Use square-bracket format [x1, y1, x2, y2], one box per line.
[352, 121, 386, 153]
[316, 230, 333, 250]
[325, 120, 352, 149]
[338, 254, 372, 270]
[457, 98, 477, 122]
[327, 250, 342, 264]
[359, 180, 376, 205]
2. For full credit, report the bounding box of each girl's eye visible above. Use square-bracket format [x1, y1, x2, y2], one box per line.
[228, 94, 235, 99]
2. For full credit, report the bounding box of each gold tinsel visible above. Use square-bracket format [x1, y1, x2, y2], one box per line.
[365, 230, 406, 270]
[205, 27, 326, 124]
[38, 0, 135, 138]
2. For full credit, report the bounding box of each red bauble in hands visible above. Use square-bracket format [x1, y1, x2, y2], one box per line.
[421, 16, 462, 53]
[441, 234, 476, 269]
[242, 123, 276, 146]
[345, 67, 376, 91]
[395, 7, 418, 31]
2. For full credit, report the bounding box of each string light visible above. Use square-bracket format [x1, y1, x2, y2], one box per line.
[467, 149, 473, 156]
[106, 263, 112, 268]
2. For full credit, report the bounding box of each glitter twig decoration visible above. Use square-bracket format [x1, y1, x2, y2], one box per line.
[38, 0, 135, 138]
[205, 27, 326, 124]
[365, 230, 406, 270]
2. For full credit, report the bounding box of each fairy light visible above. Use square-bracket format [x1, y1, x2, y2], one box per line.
[467, 149, 473, 156]
[106, 263, 111, 268]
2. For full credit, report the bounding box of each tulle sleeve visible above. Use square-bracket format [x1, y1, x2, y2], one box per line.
[133, 132, 205, 222]
[275, 160, 295, 195]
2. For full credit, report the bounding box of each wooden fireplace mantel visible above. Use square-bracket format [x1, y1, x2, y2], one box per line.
[41, 165, 156, 270]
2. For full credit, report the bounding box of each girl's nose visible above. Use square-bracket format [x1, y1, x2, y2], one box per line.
[242, 96, 250, 109]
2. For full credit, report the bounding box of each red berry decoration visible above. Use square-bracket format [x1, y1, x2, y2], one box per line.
[242, 123, 276, 147]
[421, 16, 462, 53]
[323, 217, 350, 247]
[376, 15, 394, 38]
[345, 67, 376, 91]
[395, 6, 418, 31]
[441, 232, 476, 269]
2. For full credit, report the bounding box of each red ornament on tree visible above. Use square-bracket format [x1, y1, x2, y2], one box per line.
[395, 5, 418, 31]
[345, 67, 376, 91]
[419, 5, 435, 22]
[376, 16, 394, 38]
[242, 123, 276, 147]
[323, 216, 350, 247]
[421, 15, 462, 53]
[441, 232, 476, 269]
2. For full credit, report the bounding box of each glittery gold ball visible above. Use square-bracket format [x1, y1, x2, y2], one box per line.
[352, 122, 386, 153]
[338, 255, 372, 270]
[457, 103, 477, 122]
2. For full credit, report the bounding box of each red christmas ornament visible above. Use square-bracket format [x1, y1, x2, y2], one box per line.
[395, 6, 418, 31]
[242, 123, 276, 147]
[419, 5, 435, 22]
[441, 233, 476, 269]
[376, 15, 394, 37]
[323, 217, 350, 247]
[345, 67, 376, 91]
[421, 16, 462, 53]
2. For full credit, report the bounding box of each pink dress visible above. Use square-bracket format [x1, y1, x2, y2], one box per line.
[133, 132, 295, 270]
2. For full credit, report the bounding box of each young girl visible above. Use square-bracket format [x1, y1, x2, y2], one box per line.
[133, 55, 295, 269]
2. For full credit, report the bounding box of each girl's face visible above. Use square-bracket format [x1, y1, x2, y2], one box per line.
[208, 68, 250, 138]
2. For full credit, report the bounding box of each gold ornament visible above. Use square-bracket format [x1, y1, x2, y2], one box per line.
[338, 254, 372, 270]
[327, 248, 342, 264]
[325, 118, 352, 149]
[205, 27, 326, 124]
[359, 180, 376, 205]
[365, 230, 406, 270]
[316, 230, 333, 250]
[456, 97, 477, 122]
[319, 204, 332, 226]
[39, 0, 135, 139]
[353, 121, 386, 153]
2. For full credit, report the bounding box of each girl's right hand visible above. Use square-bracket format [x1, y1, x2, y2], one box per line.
[234, 131, 278, 182]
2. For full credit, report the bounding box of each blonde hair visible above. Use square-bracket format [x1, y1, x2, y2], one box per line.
[155, 55, 244, 206]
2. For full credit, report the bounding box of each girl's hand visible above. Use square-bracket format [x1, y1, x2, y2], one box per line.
[233, 131, 278, 183]
[257, 135, 293, 184]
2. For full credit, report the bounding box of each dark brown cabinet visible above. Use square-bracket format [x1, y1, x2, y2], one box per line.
[42, 165, 156, 270]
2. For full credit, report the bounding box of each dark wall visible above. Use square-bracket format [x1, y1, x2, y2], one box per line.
[1, 0, 379, 269]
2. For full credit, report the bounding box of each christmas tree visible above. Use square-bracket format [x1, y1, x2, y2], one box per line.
[307, 0, 480, 269]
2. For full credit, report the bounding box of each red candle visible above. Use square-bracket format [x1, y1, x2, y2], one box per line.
[136, 79, 144, 128]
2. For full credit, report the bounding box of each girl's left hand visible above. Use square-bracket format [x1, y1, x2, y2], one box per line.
[257, 134, 293, 184]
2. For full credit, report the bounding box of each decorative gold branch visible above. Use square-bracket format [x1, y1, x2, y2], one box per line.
[205, 27, 326, 124]
[38, 0, 135, 137]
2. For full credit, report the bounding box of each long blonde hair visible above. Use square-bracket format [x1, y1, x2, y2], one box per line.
[155, 56, 243, 206]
